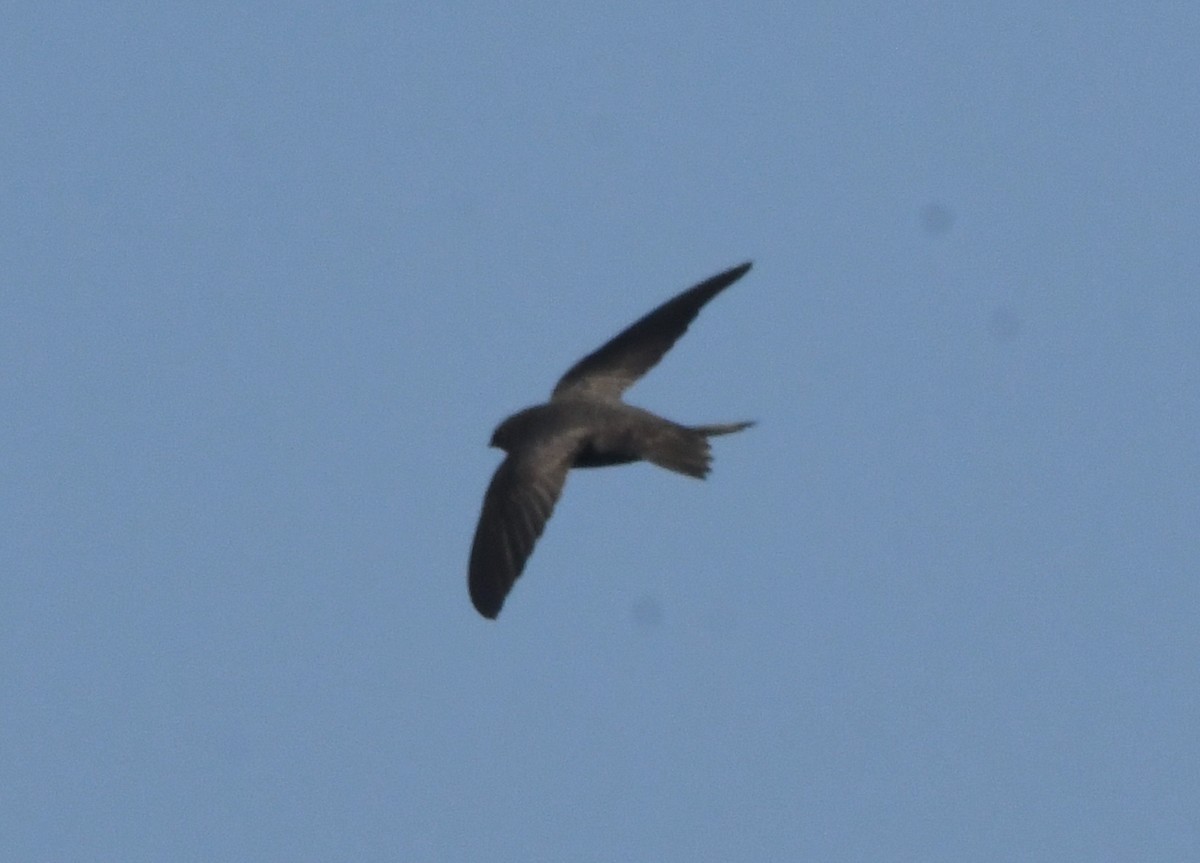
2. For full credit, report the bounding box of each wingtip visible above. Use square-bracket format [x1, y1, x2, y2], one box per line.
[697, 261, 753, 295]
[472, 597, 502, 620]
[469, 580, 505, 619]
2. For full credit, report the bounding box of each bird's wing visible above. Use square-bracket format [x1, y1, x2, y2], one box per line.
[468, 443, 575, 619]
[550, 262, 752, 402]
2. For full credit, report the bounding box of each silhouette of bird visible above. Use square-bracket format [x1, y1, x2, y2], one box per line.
[469, 262, 755, 619]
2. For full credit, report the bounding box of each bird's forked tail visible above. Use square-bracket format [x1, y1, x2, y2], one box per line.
[643, 420, 754, 479]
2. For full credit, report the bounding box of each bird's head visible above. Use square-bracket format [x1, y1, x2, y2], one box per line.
[489, 408, 536, 453]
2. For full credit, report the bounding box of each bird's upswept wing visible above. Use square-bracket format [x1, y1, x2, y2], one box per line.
[468, 443, 576, 619]
[550, 262, 752, 402]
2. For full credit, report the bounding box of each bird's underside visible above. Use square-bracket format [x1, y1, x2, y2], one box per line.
[468, 262, 754, 619]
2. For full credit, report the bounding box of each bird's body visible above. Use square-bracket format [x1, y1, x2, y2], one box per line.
[469, 262, 755, 619]
[492, 398, 753, 475]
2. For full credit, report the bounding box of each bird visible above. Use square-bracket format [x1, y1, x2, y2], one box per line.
[468, 262, 755, 619]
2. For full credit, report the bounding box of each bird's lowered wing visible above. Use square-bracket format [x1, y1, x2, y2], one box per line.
[468, 443, 575, 619]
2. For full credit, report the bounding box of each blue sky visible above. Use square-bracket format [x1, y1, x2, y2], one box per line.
[3, 4, 1197, 860]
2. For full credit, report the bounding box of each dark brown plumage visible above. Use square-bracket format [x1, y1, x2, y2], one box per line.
[469, 262, 755, 619]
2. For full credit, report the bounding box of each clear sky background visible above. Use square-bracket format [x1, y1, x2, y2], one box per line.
[3, 5, 1197, 861]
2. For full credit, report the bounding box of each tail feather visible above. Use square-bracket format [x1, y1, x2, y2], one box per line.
[691, 420, 756, 437]
[644, 421, 754, 479]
